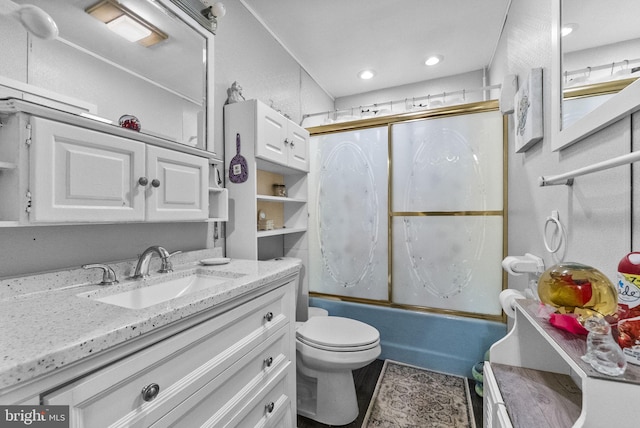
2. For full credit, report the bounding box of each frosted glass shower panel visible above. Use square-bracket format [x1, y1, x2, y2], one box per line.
[392, 215, 503, 315]
[308, 128, 388, 301]
[392, 111, 503, 212]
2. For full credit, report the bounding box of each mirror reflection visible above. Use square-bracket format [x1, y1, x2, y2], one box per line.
[0, 0, 208, 148]
[561, 0, 640, 129]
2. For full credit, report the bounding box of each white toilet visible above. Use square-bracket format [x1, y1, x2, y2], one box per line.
[295, 307, 381, 425]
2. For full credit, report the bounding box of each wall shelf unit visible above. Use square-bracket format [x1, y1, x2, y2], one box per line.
[224, 99, 310, 319]
[485, 299, 640, 428]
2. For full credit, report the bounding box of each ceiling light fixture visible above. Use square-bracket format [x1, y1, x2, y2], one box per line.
[358, 69, 376, 80]
[561, 23, 578, 37]
[86, 0, 167, 47]
[201, 1, 226, 33]
[0, 1, 58, 40]
[425, 55, 443, 66]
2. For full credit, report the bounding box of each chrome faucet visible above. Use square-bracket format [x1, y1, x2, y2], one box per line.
[132, 246, 181, 279]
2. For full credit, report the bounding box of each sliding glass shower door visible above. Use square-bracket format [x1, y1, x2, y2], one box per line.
[308, 106, 505, 319]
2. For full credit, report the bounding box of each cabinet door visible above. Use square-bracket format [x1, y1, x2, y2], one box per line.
[256, 103, 288, 166]
[287, 123, 309, 172]
[145, 146, 208, 221]
[30, 117, 146, 223]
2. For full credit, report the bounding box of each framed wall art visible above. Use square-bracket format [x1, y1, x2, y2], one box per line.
[514, 67, 543, 152]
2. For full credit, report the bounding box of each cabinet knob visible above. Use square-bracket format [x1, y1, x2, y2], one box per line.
[264, 356, 273, 368]
[264, 311, 274, 322]
[138, 177, 149, 186]
[141, 383, 160, 402]
[283, 138, 290, 145]
[151, 179, 161, 188]
[265, 402, 275, 413]
[289, 141, 295, 148]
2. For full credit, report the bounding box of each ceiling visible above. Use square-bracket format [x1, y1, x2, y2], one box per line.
[240, 0, 512, 99]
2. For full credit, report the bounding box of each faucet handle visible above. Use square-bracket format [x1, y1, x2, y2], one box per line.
[159, 250, 181, 274]
[83, 264, 119, 285]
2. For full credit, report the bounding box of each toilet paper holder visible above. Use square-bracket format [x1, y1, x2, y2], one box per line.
[502, 253, 544, 276]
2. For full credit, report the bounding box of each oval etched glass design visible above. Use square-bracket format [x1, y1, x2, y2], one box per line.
[317, 141, 378, 287]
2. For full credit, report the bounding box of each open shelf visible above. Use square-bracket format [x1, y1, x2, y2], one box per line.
[256, 194, 306, 203]
[257, 227, 307, 238]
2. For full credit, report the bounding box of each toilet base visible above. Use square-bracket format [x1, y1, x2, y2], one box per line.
[296, 364, 358, 425]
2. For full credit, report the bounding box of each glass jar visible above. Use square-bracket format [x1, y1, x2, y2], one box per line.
[273, 184, 287, 197]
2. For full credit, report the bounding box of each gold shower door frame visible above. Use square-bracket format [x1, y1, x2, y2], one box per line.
[307, 100, 508, 322]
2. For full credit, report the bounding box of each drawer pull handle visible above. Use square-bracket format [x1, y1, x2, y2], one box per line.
[265, 402, 275, 413]
[264, 311, 274, 322]
[141, 383, 160, 402]
[264, 356, 274, 367]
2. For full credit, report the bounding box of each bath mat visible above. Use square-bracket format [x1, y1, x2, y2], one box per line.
[362, 360, 476, 428]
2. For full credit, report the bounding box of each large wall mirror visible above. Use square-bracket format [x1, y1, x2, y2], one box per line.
[0, 0, 213, 151]
[551, 0, 640, 151]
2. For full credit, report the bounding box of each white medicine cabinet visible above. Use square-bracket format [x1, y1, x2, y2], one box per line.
[0, 101, 227, 226]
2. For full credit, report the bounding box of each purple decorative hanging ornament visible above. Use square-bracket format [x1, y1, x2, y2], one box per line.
[229, 133, 248, 183]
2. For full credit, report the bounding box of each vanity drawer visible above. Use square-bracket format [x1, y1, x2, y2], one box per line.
[155, 326, 291, 427]
[43, 285, 292, 428]
[230, 375, 293, 428]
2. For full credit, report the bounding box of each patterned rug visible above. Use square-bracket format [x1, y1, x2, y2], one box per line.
[362, 360, 476, 428]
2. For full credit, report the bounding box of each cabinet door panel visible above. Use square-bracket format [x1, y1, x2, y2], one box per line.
[256, 104, 288, 165]
[146, 146, 208, 221]
[287, 124, 309, 172]
[30, 117, 145, 223]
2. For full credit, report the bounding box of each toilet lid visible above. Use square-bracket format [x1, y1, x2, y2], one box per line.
[296, 316, 379, 350]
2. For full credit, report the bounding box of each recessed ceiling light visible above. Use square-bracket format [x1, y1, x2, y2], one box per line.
[561, 23, 579, 37]
[425, 55, 443, 66]
[358, 69, 376, 80]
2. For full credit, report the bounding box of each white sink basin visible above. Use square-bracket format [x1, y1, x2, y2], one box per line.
[93, 274, 231, 309]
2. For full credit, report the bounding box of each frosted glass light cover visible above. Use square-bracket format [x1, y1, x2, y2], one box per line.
[309, 128, 388, 300]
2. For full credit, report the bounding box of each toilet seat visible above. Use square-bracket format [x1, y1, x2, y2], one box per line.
[296, 316, 379, 352]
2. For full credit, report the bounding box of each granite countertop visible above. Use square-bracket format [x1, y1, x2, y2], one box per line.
[0, 250, 301, 392]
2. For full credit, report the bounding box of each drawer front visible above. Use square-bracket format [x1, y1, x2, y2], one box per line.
[43, 286, 291, 428]
[155, 327, 291, 427]
[226, 370, 293, 428]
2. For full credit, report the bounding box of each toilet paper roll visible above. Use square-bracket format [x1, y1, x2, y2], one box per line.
[499, 289, 526, 318]
[502, 256, 524, 276]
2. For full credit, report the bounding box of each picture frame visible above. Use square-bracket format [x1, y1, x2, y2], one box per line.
[514, 68, 543, 152]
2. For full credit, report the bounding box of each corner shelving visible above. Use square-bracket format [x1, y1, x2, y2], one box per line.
[485, 298, 640, 428]
[224, 99, 309, 264]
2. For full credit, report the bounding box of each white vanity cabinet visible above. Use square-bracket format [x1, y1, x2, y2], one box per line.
[485, 299, 640, 428]
[42, 281, 297, 428]
[239, 99, 309, 172]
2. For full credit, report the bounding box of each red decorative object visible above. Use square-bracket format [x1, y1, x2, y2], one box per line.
[119, 114, 141, 132]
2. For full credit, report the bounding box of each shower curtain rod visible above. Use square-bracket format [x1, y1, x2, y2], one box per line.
[538, 149, 640, 186]
[301, 83, 502, 123]
[565, 57, 640, 78]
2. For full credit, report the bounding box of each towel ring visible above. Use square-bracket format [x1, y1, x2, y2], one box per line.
[543, 214, 565, 253]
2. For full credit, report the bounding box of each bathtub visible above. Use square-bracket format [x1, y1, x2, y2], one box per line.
[309, 297, 507, 378]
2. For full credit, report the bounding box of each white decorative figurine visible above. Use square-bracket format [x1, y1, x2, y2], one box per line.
[226, 81, 245, 104]
[581, 316, 627, 376]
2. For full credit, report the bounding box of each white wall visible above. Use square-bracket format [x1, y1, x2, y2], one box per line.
[489, 0, 634, 290]
[0, 0, 332, 279]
